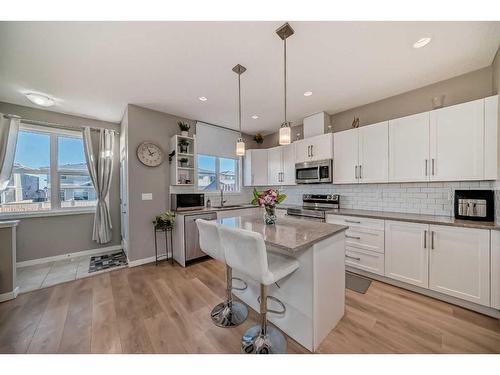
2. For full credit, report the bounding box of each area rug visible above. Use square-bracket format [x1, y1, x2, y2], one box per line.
[89, 251, 128, 273]
[346, 272, 372, 294]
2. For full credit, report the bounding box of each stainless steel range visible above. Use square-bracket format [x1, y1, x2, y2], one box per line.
[286, 194, 339, 222]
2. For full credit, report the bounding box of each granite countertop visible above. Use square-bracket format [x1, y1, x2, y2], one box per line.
[217, 214, 348, 253]
[325, 208, 500, 231]
[174, 204, 257, 215]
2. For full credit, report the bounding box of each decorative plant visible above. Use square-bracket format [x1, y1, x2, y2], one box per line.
[153, 210, 176, 229]
[178, 121, 190, 132]
[178, 139, 190, 153]
[252, 188, 287, 207]
[253, 133, 264, 144]
[179, 157, 189, 166]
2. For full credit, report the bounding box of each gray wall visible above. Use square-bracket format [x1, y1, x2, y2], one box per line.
[125, 105, 195, 262]
[330, 66, 494, 132]
[0, 101, 121, 262]
[0, 226, 14, 294]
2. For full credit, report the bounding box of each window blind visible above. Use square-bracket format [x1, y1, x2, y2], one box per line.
[196, 122, 240, 159]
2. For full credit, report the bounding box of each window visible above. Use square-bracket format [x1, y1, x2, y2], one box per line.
[197, 154, 239, 192]
[0, 125, 96, 215]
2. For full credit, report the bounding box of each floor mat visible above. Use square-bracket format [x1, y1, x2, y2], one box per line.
[89, 251, 128, 273]
[346, 272, 372, 294]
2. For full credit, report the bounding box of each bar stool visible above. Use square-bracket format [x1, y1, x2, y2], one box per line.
[219, 225, 300, 354]
[196, 219, 248, 327]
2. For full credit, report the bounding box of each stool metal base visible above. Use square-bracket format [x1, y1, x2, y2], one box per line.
[241, 325, 287, 354]
[210, 301, 248, 328]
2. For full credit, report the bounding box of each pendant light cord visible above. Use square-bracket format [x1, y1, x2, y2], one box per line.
[283, 36, 287, 124]
[238, 72, 242, 136]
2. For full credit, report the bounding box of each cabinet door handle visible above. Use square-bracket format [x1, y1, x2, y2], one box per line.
[345, 219, 361, 224]
[345, 255, 361, 261]
[311, 145, 314, 157]
[355, 165, 358, 179]
[431, 159, 435, 176]
[425, 159, 428, 176]
[423, 230, 427, 248]
[307, 145, 310, 157]
[359, 165, 362, 179]
[346, 235, 361, 240]
[431, 231, 435, 249]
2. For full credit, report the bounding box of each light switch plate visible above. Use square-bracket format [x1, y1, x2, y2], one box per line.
[142, 193, 153, 201]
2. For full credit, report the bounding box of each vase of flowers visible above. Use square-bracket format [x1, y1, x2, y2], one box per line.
[251, 188, 286, 225]
[153, 210, 176, 230]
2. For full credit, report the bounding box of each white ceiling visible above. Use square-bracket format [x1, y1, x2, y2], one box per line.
[0, 21, 499, 134]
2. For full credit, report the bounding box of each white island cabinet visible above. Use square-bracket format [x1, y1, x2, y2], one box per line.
[218, 214, 347, 352]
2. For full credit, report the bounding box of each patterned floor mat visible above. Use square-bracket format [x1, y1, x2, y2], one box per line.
[89, 251, 128, 273]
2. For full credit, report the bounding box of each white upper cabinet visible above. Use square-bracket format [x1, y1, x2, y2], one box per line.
[267, 144, 296, 186]
[429, 98, 484, 181]
[295, 133, 333, 163]
[388, 112, 430, 182]
[243, 149, 268, 186]
[333, 122, 388, 184]
[429, 225, 490, 306]
[484, 95, 499, 180]
[267, 146, 282, 185]
[281, 143, 296, 185]
[333, 128, 358, 183]
[385, 220, 429, 288]
[358, 121, 389, 183]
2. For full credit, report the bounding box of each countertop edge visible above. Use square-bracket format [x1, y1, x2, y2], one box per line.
[270, 224, 348, 253]
[325, 209, 500, 231]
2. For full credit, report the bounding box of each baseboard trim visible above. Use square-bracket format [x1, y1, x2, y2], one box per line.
[17, 245, 123, 268]
[127, 256, 156, 268]
[0, 287, 19, 303]
[347, 266, 500, 319]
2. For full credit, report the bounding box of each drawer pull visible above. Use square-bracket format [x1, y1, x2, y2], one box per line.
[345, 235, 361, 240]
[345, 219, 361, 224]
[345, 255, 361, 261]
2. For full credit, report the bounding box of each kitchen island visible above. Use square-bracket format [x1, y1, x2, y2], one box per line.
[218, 214, 348, 352]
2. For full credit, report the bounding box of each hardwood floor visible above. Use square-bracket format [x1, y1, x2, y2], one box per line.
[1, 259, 500, 354]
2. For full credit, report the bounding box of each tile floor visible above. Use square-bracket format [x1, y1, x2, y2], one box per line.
[16, 251, 128, 293]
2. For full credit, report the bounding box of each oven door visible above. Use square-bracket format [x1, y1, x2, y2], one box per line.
[295, 160, 332, 184]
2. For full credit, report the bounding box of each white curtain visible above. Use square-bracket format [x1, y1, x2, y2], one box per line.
[83, 127, 115, 244]
[0, 115, 20, 191]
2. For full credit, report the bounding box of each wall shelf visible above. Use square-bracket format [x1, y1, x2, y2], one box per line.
[170, 134, 196, 186]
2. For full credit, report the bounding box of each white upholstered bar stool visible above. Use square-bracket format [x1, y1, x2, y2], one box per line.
[196, 219, 248, 327]
[219, 225, 300, 354]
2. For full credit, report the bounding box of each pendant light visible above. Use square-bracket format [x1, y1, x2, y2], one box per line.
[276, 22, 294, 145]
[233, 64, 246, 156]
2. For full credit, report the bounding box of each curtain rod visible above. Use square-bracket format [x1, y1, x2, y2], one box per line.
[3, 114, 119, 134]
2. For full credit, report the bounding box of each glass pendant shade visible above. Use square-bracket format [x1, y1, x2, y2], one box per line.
[279, 123, 291, 145]
[236, 138, 245, 156]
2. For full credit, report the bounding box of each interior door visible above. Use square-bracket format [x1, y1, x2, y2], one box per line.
[384, 220, 429, 288]
[281, 143, 296, 185]
[333, 129, 358, 184]
[429, 99, 484, 181]
[389, 112, 430, 182]
[358, 122, 388, 183]
[429, 225, 490, 306]
[267, 147, 282, 185]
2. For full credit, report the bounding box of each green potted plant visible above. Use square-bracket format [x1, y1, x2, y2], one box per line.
[253, 133, 264, 144]
[178, 139, 190, 154]
[153, 210, 176, 230]
[179, 157, 189, 167]
[178, 121, 190, 136]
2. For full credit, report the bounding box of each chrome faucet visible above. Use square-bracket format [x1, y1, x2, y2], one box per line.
[220, 188, 227, 207]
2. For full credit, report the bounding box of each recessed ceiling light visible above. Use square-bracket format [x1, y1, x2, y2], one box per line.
[251, 115, 259, 119]
[25, 92, 55, 107]
[413, 37, 432, 49]
[303, 91, 313, 97]
[198, 96, 207, 101]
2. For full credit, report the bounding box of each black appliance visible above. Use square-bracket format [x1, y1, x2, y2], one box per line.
[454, 190, 494, 222]
[171, 193, 205, 212]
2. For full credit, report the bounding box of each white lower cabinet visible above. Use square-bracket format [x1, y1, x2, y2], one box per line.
[491, 230, 500, 309]
[384, 220, 429, 288]
[429, 225, 490, 306]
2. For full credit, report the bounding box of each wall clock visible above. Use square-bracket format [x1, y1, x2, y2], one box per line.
[137, 142, 164, 167]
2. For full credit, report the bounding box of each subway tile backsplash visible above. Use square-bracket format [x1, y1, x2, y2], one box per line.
[275, 181, 496, 217]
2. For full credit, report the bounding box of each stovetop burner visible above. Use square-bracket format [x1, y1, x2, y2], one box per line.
[286, 194, 339, 221]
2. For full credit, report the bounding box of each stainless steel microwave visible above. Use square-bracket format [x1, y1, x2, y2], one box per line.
[295, 159, 333, 184]
[171, 193, 205, 211]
